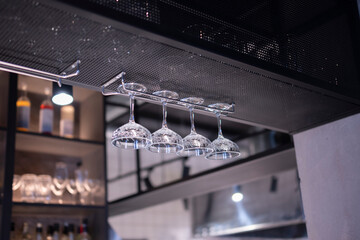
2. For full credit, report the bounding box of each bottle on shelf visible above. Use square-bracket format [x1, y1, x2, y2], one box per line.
[60, 104, 74, 138]
[10, 222, 16, 240]
[22, 222, 32, 240]
[39, 87, 54, 135]
[61, 223, 70, 240]
[53, 223, 60, 240]
[16, 82, 31, 131]
[68, 224, 75, 240]
[36, 223, 44, 240]
[46, 225, 53, 240]
[76, 219, 91, 240]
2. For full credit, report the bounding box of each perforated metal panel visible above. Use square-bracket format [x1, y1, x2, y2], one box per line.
[0, 0, 359, 133]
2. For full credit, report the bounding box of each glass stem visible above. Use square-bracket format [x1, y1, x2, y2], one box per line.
[129, 94, 135, 123]
[216, 112, 223, 138]
[162, 100, 168, 128]
[189, 107, 196, 134]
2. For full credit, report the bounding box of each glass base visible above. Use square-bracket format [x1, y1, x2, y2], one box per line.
[208, 103, 232, 111]
[180, 97, 204, 105]
[117, 83, 147, 94]
[153, 90, 179, 99]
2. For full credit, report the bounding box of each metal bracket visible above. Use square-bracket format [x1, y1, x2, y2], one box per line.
[0, 60, 80, 87]
[101, 72, 235, 114]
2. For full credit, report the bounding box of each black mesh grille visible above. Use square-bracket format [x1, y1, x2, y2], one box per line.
[0, 0, 359, 133]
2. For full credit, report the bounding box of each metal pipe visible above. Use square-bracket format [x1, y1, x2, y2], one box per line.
[101, 72, 235, 114]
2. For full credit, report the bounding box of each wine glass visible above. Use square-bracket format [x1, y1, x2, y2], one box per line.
[52, 162, 68, 203]
[179, 97, 213, 156]
[205, 103, 241, 160]
[75, 167, 87, 194]
[147, 90, 184, 154]
[111, 83, 152, 149]
[20, 174, 37, 202]
[84, 179, 101, 205]
[12, 174, 22, 191]
[66, 179, 78, 204]
[36, 175, 52, 203]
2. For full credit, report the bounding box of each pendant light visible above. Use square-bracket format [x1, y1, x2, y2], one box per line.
[52, 82, 73, 105]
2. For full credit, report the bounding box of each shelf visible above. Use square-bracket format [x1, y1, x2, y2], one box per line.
[17, 130, 104, 145]
[12, 202, 105, 215]
[16, 131, 104, 158]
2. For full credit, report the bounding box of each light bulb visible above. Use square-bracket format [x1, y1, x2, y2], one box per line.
[52, 93, 73, 105]
[231, 192, 243, 202]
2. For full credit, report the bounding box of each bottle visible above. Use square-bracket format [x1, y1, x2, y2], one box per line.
[39, 87, 54, 135]
[68, 224, 75, 240]
[76, 219, 91, 240]
[16, 83, 31, 131]
[10, 222, 16, 240]
[36, 223, 43, 240]
[46, 226, 53, 240]
[22, 222, 32, 240]
[53, 223, 60, 240]
[60, 105, 74, 138]
[61, 223, 70, 240]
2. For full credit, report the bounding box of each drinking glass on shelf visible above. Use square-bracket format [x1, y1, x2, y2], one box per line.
[84, 178, 101, 205]
[147, 90, 184, 154]
[205, 103, 241, 160]
[179, 97, 213, 156]
[12, 174, 22, 191]
[111, 82, 152, 149]
[66, 179, 78, 205]
[53, 162, 69, 189]
[75, 166, 88, 194]
[51, 179, 65, 204]
[36, 174, 52, 203]
[52, 162, 69, 204]
[20, 174, 37, 202]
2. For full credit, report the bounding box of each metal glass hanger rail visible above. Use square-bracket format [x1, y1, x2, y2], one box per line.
[0, 60, 80, 87]
[101, 72, 235, 114]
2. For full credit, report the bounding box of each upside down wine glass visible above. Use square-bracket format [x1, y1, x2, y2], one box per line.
[147, 90, 183, 154]
[206, 103, 241, 160]
[179, 97, 213, 156]
[111, 83, 152, 149]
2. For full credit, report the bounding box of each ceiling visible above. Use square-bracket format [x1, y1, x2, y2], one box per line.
[0, 0, 359, 133]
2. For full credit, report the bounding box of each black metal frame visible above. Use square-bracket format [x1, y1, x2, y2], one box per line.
[50, 0, 360, 104]
[0, 73, 109, 239]
[1, 73, 17, 240]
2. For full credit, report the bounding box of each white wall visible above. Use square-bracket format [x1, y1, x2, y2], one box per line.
[294, 113, 360, 240]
